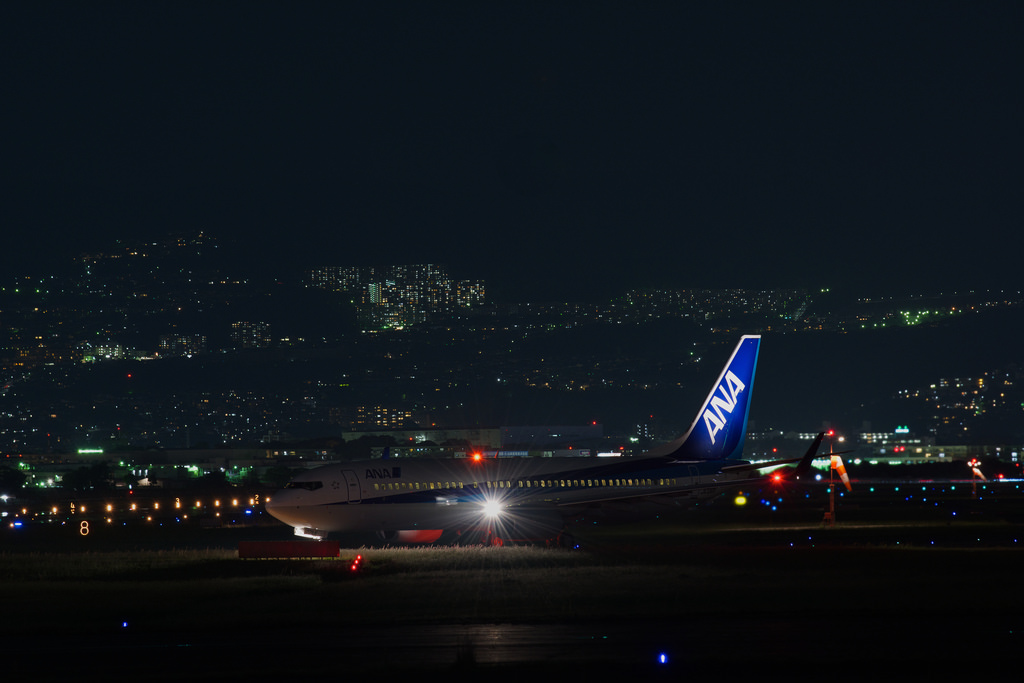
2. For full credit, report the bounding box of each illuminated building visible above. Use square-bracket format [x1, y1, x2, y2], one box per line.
[306, 264, 485, 331]
[355, 405, 415, 430]
[230, 321, 272, 349]
[158, 334, 207, 356]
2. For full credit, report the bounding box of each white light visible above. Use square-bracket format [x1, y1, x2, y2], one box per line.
[482, 500, 503, 518]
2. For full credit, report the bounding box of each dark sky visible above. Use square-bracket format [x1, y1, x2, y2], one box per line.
[4, 2, 1022, 300]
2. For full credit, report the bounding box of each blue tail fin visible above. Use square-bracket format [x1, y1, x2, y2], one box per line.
[649, 335, 761, 461]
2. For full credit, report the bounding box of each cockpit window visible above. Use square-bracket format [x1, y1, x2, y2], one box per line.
[285, 481, 323, 491]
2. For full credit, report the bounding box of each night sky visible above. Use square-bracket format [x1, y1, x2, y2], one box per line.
[4, 2, 1022, 300]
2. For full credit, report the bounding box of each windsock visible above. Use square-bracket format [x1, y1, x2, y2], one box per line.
[968, 458, 987, 481]
[831, 454, 851, 492]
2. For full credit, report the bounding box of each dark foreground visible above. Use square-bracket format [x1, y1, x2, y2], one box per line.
[2, 482, 1023, 681]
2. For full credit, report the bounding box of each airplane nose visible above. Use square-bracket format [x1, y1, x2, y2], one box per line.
[263, 495, 292, 523]
[265, 505, 295, 527]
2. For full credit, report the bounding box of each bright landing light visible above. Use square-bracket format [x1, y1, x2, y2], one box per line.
[482, 499, 503, 518]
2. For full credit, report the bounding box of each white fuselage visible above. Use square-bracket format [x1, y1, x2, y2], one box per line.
[265, 454, 757, 538]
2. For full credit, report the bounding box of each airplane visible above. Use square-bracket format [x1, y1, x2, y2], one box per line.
[265, 335, 825, 545]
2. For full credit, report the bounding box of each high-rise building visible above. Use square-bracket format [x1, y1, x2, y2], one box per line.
[158, 334, 207, 356]
[230, 321, 272, 349]
[355, 405, 414, 429]
[306, 264, 486, 331]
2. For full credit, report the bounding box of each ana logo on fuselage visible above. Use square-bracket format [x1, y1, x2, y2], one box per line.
[702, 370, 746, 445]
[365, 467, 402, 480]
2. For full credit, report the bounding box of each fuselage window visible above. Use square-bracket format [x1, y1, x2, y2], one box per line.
[285, 481, 323, 491]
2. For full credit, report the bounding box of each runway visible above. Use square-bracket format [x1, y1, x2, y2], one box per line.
[11, 613, 1023, 681]
[4, 484, 1024, 681]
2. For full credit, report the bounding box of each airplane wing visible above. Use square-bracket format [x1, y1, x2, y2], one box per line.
[547, 469, 779, 508]
[720, 457, 806, 473]
[548, 435, 837, 509]
[722, 432, 832, 476]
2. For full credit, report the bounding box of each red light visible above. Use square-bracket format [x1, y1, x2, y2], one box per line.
[472, 453, 483, 462]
